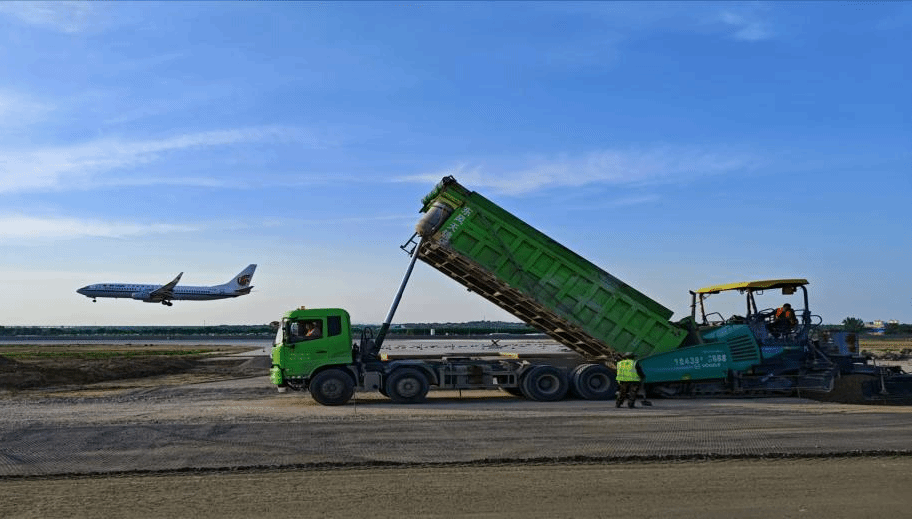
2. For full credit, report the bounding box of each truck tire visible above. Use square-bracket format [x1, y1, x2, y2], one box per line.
[520, 365, 568, 401]
[385, 367, 429, 404]
[309, 369, 354, 406]
[571, 364, 617, 401]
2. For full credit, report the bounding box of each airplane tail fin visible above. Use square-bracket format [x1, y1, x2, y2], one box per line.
[224, 264, 257, 293]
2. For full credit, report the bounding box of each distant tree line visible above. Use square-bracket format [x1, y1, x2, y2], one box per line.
[0, 325, 274, 337]
[819, 318, 911, 336]
[1, 319, 907, 338]
[377, 321, 542, 337]
[0, 321, 542, 338]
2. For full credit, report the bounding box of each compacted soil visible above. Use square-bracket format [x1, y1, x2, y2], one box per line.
[0, 343, 910, 518]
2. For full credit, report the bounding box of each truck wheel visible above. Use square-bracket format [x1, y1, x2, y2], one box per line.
[309, 369, 354, 406]
[385, 367, 429, 404]
[571, 364, 617, 400]
[520, 365, 568, 401]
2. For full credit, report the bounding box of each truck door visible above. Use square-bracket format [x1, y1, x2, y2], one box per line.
[283, 315, 352, 376]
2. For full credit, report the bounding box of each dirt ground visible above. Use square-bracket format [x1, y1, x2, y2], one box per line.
[0, 344, 259, 391]
[0, 343, 910, 518]
[2, 457, 910, 518]
[1, 340, 909, 395]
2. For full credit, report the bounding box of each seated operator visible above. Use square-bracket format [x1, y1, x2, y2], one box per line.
[304, 321, 322, 339]
[770, 303, 798, 337]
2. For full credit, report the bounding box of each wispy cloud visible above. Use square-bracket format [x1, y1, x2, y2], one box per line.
[0, 90, 55, 128]
[0, 211, 416, 243]
[102, 97, 189, 126]
[540, 3, 778, 45]
[719, 10, 774, 42]
[540, 34, 625, 69]
[0, 126, 312, 193]
[604, 194, 661, 208]
[0, 215, 197, 241]
[399, 146, 755, 196]
[0, 1, 102, 34]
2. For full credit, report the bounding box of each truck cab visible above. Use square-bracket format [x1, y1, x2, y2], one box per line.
[270, 308, 354, 392]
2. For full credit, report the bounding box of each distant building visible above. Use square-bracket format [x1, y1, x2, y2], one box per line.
[865, 320, 887, 335]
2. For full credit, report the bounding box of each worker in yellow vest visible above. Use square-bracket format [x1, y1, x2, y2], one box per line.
[615, 352, 641, 408]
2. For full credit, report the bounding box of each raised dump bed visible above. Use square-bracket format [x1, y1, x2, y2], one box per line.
[413, 176, 687, 361]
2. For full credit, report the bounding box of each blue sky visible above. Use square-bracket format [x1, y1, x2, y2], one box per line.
[0, 1, 909, 327]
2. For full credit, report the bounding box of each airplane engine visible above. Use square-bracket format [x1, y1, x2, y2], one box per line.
[131, 291, 153, 301]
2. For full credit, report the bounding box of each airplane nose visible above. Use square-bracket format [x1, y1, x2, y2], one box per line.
[77, 287, 88, 295]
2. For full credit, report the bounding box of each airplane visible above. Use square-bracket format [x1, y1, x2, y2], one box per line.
[77, 264, 257, 306]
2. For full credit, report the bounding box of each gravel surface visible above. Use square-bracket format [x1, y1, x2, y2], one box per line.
[0, 348, 910, 518]
[2, 370, 911, 474]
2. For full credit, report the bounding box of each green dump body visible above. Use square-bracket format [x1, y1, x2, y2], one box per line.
[415, 176, 688, 361]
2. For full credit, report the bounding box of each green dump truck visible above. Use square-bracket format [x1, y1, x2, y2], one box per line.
[270, 176, 910, 405]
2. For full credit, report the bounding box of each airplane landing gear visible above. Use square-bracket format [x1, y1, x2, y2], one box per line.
[92, 299, 97, 303]
[162, 301, 173, 307]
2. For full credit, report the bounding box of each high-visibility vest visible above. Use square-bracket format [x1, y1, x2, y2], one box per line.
[616, 359, 640, 382]
[776, 307, 796, 322]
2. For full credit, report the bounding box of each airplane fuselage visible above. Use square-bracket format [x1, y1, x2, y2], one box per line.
[77, 283, 247, 301]
[77, 264, 256, 306]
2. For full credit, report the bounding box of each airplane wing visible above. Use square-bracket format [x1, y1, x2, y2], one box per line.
[149, 272, 182, 302]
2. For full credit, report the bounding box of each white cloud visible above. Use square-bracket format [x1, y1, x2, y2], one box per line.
[0, 90, 55, 128]
[0, 126, 309, 193]
[0, 215, 197, 241]
[719, 10, 774, 42]
[102, 99, 184, 126]
[0, 212, 415, 243]
[399, 146, 754, 196]
[539, 3, 778, 44]
[605, 194, 661, 208]
[0, 1, 101, 34]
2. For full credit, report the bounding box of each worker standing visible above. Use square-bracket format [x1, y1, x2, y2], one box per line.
[615, 352, 641, 409]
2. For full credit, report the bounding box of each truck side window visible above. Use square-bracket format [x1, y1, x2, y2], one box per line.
[304, 320, 322, 339]
[328, 315, 342, 337]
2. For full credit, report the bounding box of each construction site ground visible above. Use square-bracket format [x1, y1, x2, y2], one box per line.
[0, 342, 910, 518]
